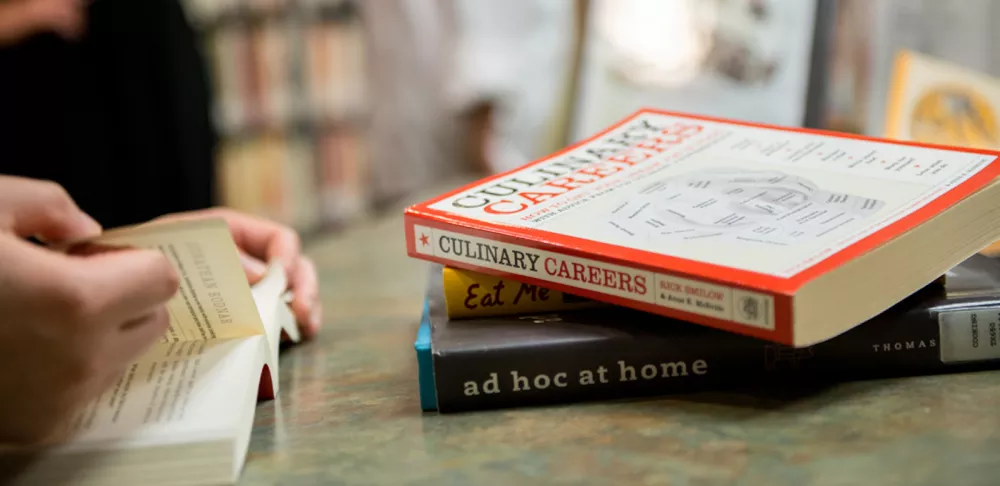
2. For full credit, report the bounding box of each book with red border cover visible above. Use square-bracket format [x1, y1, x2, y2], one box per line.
[404, 109, 1000, 346]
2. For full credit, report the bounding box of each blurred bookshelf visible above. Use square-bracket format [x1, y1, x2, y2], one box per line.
[182, 0, 370, 236]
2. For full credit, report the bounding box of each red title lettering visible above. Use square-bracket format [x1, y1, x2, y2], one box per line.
[543, 257, 647, 296]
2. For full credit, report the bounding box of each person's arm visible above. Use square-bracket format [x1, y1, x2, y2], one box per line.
[0, 0, 85, 47]
[464, 101, 495, 174]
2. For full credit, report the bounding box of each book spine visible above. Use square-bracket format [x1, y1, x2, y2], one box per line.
[442, 267, 602, 318]
[431, 297, 1000, 412]
[406, 215, 793, 344]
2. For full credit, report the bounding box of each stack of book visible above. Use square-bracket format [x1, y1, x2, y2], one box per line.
[405, 101, 1000, 413]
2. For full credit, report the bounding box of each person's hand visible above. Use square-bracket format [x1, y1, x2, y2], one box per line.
[155, 208, 322, 340]
[0, 176, 179, 445]
[0, 0, 87, 47]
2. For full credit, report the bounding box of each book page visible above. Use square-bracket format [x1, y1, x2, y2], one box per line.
[250, 262, 299, 398]
[54, 337, 265, 451]
[90, 219, 264, 342]
[251, 263, 299, 348]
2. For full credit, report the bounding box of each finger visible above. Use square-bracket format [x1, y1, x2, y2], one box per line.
[158, 208, 301, 278]
[0, 176, 101, 241]
[67, 248, 180, 326]
[93, 309, 171, 401]
[86, 308, 170, 423]
[51, 10, 86, 40]
[290, 257, 321, 339]
[43, 1, 87, 39]
[239, 250, 268, 286]
[65, 241, 128, 257]
[223, 210, 301, 277]
[111, 307, 171, 366]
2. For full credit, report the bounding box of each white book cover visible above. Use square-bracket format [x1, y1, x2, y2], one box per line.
[406, 109, 1000, 345]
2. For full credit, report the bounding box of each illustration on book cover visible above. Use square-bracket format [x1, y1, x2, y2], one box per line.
[607, 167, 885, 245]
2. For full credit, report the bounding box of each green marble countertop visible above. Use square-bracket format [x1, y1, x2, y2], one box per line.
[241, 185, 1000, 486]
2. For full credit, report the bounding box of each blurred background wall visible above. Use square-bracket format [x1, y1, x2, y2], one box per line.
[165, 0, 1000, 237]
[181, 0, 583, 236]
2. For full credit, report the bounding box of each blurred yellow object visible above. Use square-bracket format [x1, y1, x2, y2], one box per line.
[442, 267, 601, 319]
[884, 50, 1000, 150]
[909, 87, 998, 149]
[982, 240, 1000, 257]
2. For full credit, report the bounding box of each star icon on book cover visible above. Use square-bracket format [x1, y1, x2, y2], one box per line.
[419, 233, 430, 247]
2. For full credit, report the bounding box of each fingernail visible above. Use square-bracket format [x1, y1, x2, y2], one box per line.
[240, 253, 267, 278]
[78, 214, 102, 235]
[309, 304, 322, 330]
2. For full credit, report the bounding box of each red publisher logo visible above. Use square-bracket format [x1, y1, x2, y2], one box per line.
[419, 233, 430, 247]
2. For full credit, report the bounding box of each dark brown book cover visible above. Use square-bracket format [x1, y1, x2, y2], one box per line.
[419, 255, 1000, 413]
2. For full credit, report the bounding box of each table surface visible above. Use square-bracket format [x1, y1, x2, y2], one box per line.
[240, 181, 1000, 486]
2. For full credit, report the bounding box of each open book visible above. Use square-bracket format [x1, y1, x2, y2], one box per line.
[3, 218, 300, 485]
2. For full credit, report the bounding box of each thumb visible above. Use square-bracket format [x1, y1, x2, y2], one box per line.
[0, 176, 102, 242]
[70, 246, 180, 326]
[239, 251, 268, 285]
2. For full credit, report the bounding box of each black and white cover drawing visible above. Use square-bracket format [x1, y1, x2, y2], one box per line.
[607, 168, 885, 246]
